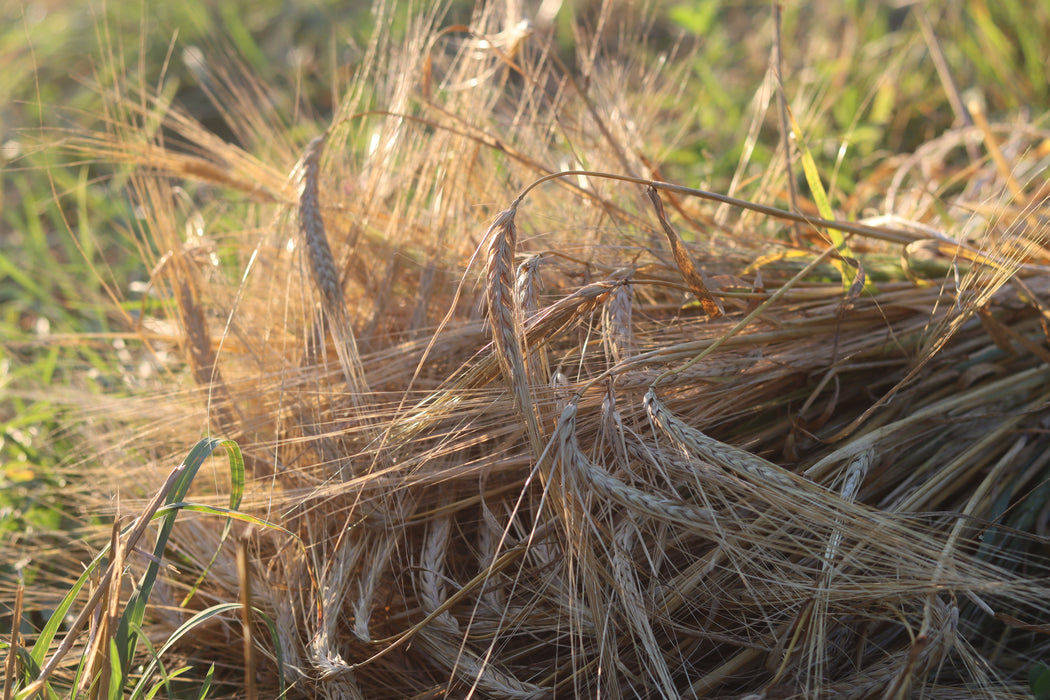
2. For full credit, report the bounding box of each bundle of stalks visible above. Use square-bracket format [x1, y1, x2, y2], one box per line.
[6, 2, 1050, 699]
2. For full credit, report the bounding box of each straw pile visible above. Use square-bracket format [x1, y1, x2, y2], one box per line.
[33, 3, 1050, 698]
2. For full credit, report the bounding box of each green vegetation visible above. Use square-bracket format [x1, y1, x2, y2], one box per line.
[2, 1, 1049, 697]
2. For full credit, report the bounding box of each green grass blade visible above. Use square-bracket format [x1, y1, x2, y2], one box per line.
[1033, 662, 1050, 700]
[786, 105, 857, 291]
[129, 603, 241, 700]
[192, 664, 216, 700]
[18, 439, 245, 698]
[107, 637, 123, 700]
[141, 667, 198, 700]
[116, 438, 243, 691]
[159, 503, 297, 539]
[177, 444, 249, 606]
[253, 608, 286, 697]
[26, 439, 241, 675]
[132, 623, 177, 700]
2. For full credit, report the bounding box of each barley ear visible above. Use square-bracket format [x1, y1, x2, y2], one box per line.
[485, 203, 544, 458]
[516, 254, 550, 383]
[555, 402, 716, 529]
[296, 133, 371, 404]
[644, 387, 795, 488]
[601, 278, 634, 365]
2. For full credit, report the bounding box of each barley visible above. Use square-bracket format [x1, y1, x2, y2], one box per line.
[419, 512, 458, 634]
[516, 254, 549, 382]
[515, 254, 543, 318]
[644, 388, 796, 488]
[523, 278, 622, 355]
[476, 494, 505, 612]
[407, 489, 547, 700]
[55, 6, 1049, 698]
[308, 537, 363, 683]
[824, 597, 957, 700]
[485, 205, 522, 384]
[177, 279, 240, 434]
[412, 630, 548, 699]
[599, 380, 630, 468]
[602, 278, 634, 365]
[353, 534, 397, 642]
[296, 133, 371, 402]
[611, 521, 677, 697]
[823, 447, 872, 570]
[555, 402, 716, 529]
[485, 204, 545, 458]
[274, 589, 305, 686]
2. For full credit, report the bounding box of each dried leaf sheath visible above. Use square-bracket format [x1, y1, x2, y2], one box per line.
[296, 133, 371, 404]
[647, 185, 724, 318]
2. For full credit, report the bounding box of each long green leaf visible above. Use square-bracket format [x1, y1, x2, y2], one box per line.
[253, 608, 287, 698]
[786, 105, 857, 291]
[116, 438, 244, 688]
[129, 604, 241, 700]
[107, 638, 123, 700]
[158, 503, 298, 539]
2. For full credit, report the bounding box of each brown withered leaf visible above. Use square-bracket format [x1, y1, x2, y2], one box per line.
[647, 185, 723, 318]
